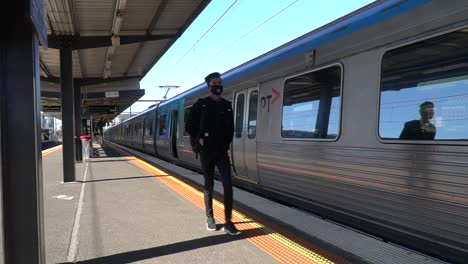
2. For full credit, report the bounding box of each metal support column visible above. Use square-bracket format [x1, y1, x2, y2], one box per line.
[74, 79, 82, 162]
[1, 0, 45, 262]
[60, 45, 76, 182]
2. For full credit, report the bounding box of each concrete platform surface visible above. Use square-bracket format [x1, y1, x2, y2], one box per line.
[43, 145, 277, 264]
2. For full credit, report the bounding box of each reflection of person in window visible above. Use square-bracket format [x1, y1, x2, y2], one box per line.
[399, 101, 436, 140]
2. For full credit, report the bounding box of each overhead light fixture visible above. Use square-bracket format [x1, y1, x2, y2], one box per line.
[105, 60, 112, 70]
[117, 0, 128, 11]
[103, 69, 111, 79]
[112, 15, 123, 35]
[111, 36, 120, 46]
[107, 46, 116, 58]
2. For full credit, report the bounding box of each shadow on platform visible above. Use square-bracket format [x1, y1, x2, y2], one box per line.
[59, 227, 267, 264]
[76, 175, 168, 184]
[92, 143, 121, 158]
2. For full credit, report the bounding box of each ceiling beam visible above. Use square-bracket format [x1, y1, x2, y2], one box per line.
[40, 61, 53, 78]
[67, 0, 85, 78]
[40, 76, 139, 85]
[47, 13, 57, 36]
[124, 0, 169, 76]
[68, 0, 80, 35]
[139, 0, 211, 79]
[147, 0, 170, 35]
[47, 34, 180, 50]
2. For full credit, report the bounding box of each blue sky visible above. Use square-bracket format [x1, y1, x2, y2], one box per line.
[126, 0, 375, 114]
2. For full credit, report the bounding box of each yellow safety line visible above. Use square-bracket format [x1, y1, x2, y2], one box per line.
[42, 145, 63, 157]
[233, 175, 258, 184]
[104, 143, 345, 263]
[131, 157, 337, 264]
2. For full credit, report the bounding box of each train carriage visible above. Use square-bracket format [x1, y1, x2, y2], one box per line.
[140, 108, 156, 155]
[105, 1, 468, 262]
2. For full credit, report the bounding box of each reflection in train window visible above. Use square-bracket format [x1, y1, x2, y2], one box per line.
[282, 65, 342, 139]
[159, 114, 166, 136]
[235, 94, 245, 138]
[380, 28, 468, 141]
[248, 90, 258, 139]
[146, 118, 153, 136]
[134, 123, 139, 136]
[148, 118, 153, 136]
[183, 107, 191, 136]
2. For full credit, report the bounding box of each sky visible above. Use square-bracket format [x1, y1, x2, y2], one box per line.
[125, 0, 376, 115]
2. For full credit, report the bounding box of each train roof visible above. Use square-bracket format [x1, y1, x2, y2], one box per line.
[124, 104, 158, 123]
[159, 0, 430, 106]
[109, 0, 430, 127]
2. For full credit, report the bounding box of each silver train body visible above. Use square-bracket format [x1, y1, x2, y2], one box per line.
[105, 1, 468, 262]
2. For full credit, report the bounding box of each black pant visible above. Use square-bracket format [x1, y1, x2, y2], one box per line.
[199, 150, 233, 222]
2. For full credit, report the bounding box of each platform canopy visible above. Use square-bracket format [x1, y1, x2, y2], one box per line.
[40, 0, 210, 122]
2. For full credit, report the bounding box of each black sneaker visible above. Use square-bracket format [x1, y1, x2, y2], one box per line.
[223, 221, 240, 236]
[206, 216, 216, 231]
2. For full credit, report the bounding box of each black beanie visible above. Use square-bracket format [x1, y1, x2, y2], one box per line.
[204, 72, 221, 85]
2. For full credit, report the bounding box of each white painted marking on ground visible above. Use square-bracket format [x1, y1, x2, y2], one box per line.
[53, 195, 74, 200]
[67, 162, 88, 262]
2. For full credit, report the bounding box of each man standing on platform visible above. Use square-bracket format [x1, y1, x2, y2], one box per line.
[185, 72, 240, 235]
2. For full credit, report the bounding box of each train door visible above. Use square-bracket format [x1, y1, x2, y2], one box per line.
[170, 110, 179, 159]
[232, 87, 259, 183]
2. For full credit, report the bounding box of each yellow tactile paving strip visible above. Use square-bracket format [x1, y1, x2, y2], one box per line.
[106, 145, 351, 264]
[42, 145, 63, 157]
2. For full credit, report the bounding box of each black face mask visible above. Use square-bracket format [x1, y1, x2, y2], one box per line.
[211, 84, 223, 95]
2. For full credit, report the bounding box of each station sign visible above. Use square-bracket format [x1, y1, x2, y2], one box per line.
[105, 91, 120, 98]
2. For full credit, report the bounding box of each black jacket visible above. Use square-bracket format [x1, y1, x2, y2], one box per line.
[185, 97, 234, 153]
[399, 120, 436, 140]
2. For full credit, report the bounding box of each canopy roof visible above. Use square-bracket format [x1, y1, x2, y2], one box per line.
[40, 0, 209, 122]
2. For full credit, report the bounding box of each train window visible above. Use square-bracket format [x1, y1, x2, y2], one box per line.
[235, 94, 245, 138]
[282, 65, 342, 139]
[147, 118, 153, 136]
[183, 107, 191, 136]
[248, 90, 258, 138]
[159, 114, 166, 136]
[380, 28, 468, 141]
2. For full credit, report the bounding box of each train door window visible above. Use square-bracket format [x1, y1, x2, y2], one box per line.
[282, 65, 342, 139]
[379, 28, 468, 141]
[147, 118, 153, 136]
[235, 94, 245, 138]
[159, 114, 166, 136]
[247, 90, 258, 138]
[183, 107, 191, 136]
